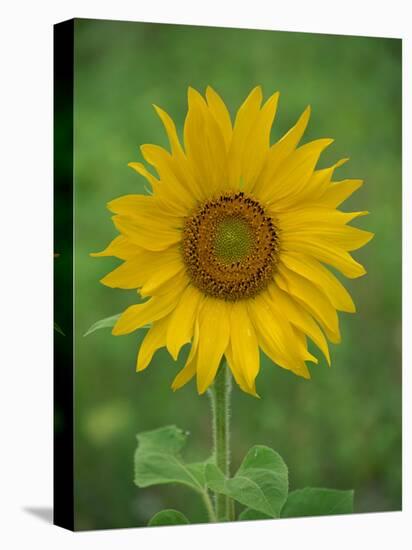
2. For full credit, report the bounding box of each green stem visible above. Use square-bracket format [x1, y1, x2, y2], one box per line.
[201, 490, 217, 523]
[209, 363, 234, 521]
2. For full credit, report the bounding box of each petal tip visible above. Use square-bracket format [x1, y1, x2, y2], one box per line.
[336, 157, 350, 168]
[246, 85, 263, 104]
[106, 199, 116, 213]
[196, 379, 209, 395]
[168, 346, 179, 362]
[152, 103, 167, 119]
[152, 103, 161, 115]
[254, 85, 263, 99]
[188, 86, 202, 103]
[99, 274, 115, 288]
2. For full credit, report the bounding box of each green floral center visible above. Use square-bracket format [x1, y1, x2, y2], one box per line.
[214, 217, 254, 264]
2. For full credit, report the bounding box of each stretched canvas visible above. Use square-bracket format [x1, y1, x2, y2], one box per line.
[54, 18, 402, 531]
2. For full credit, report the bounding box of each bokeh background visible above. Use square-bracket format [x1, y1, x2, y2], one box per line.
[72, 19, 401, 530]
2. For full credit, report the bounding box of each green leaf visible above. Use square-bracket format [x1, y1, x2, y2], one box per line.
[134, 425, 206, 493]
[185, 460, 212, 488]
[238, 508, 272, 521]
[54, 322, 65, 336]
[84, 314, 121, 336]
[84, 314, 151, 336]
[148, 509, 190, 527]
[281, 488, 354, 518]
[205, 445, 288, 518]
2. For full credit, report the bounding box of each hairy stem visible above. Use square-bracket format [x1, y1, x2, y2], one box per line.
[209, 363, 234, 521]
[201, 490, 217, 523]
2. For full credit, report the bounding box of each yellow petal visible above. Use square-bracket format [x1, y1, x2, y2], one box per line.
[281, 236, 367, 278]
[171, 358, 197, 391]
[113, 214, 182, 251]
[291, 328, 318, 365]
[140, 143, 197, 212]
[107, 193, 181, 220]
[153, 104, 185, 158]
[252, 105, 310, 197]
[248, 293, 311, 377]
[140, 267, 189, 298]
[171, 321, 200, 390]
[259, 333, 310, 380]
[282, 222, 374, 254]
[242, 91, 280, 191]
[206, 86, 232, 151]
[100, 254, 147, 289]
[320, 179, 364, 207]
[276, 265, 341, 343]
[183, 87, 227, 195]
[292, 158, 349, 205]
[108, 194, 152, 216]
[227, 86, 263, 187]
[139, 256, 185, 296]
[278, 207, 373, 252]
[100, 246, 182, 291]
[230, 301, 260, 390]
[257, 138, 334, 206]
[128, 161, 159, 190]
[196, 299, 231, 394]
[166, 285, 204, 360]
[153, 104, 204, 202]
[112, 204, 184, 233]
[136, 316, 170, 371]
[225, 344, 258, 397]
[281, 252, 355, 313]
[277, 206, 368, 230]
[267, 284, 330, 365]
[91, 235, 142, 260]
[112, 293, 178, 336]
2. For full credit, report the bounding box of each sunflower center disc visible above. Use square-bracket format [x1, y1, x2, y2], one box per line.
[182, 192, 280, 301]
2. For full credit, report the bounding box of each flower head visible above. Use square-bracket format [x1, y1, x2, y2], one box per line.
[93, 86, 373, 396]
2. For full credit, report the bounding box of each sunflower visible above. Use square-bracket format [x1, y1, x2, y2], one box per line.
[93, 86, 373, 397]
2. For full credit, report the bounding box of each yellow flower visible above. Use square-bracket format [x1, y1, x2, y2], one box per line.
[93, 86, 373, 397]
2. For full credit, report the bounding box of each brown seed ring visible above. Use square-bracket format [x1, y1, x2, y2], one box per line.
[182, 191, 280, 301]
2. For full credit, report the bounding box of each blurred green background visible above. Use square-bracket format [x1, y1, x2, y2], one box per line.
[73, 19, 401, 530]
